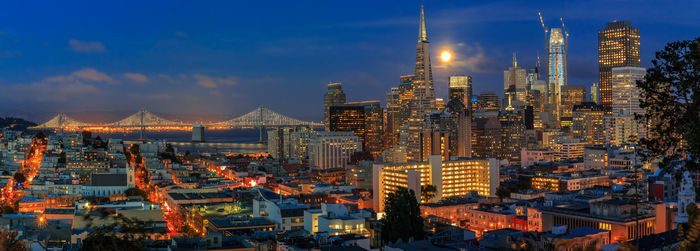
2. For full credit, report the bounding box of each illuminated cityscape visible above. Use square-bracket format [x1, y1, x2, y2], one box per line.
[0, 1, 699, 250]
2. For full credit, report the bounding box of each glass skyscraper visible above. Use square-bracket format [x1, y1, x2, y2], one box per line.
[548, 28, 567, 123]
[598, 21, 640, 110]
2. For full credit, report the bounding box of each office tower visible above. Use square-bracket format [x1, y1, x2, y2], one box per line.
[527, 68, 540, 90]
[290, 126, 316, 160]
[385, 87, 401, 149]
[268, 127, 293, 159]
[420, 129, 450, 161]
[329, 101, 383, 157]
[530, 80, 548, 112]
[613, 110, 639, 145]
[373, 156, 499, 211]
[504, 54, 528, 103]
[435, 98, 446, 111]
[323, 83, 346, 130]
[398, 75, 415, 127]
[548, 28, 567, 122]
[191, 124, 205, 142]
[471, 111, 501, 158]
[560, 85, 587, 128]
[421, 106, 470, 161]
[448, 75, 472, 111]
[572, 102, 606, 145]
[309, 131, 362, 170]
[475, 92, 501, 111]
[446, 98, 471, 158]
[612, 67, 646, 115]
[598, 21, 640, 110]
[590, 83, 599, 104]
[499, 109, 525, 165]
[400, 116, 424, 162]
[410, 5, 436, 117]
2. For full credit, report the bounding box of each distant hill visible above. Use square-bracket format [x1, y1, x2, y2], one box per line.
[0, 117, 37, 131]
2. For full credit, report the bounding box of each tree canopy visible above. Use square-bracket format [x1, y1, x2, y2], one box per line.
[637, 37, 700, 171]
[380, 187, 424, 244]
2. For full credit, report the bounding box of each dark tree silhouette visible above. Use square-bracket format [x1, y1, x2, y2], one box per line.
[637, 37, 700, 171]
[380, 187, 424, 244]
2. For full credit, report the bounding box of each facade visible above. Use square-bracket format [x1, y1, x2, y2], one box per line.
[449, 75, 473, 111]
[191, 124, 205, 142]
[559, 85, 586, 128]
[521, 149, 556, 167]
[504, 55, 528, 103]
[253, 198, 308, 231]
[329, 101, 384, 157]
[372, 156, 499, 212]
[572, 102, 606, 145]
[471, 111, 501, 159]
[309, 132, 362, 170]
[267, 127, 293, 159]
[548, 28, 567, 123]
[552, 140, 586, 161]
[598, 21, 640, 110]
[499, 109, 525, 165]
[410, 5, 435, 117]
[323, 83, 347, 130]
[385, 87, 401, 149]
[590, 83, 599, 104]
[475, 92, 500, 111]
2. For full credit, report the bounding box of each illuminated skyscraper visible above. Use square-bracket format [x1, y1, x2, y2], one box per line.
[385, 87, 401, 149]
[611, 67, 646, 116]
[572, 102, 606, 145]
[504, 54, 527, 103]
[548, 28, 567, 123]
[499, 109, 525, 165]
[398, 75, 415, 127]
[475, 92, 501, 112]
[410, 5, 435, 117]
[329, 101, 384, 157]
[598, 21, 640, 110]
[448, 75, 472, 110]
[560, 85, 587, 128]
[323, 83, 346, 130]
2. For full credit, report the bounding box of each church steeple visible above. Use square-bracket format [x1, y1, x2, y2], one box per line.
[419, 5, 428, 42]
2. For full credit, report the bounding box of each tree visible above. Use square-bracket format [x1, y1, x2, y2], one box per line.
[380, 187, 424, 244]
[124, 188, 148, 199]
[636, 37, 700, 171]
[496, 186, 510, 202]
[420, 185, 437, 202]
[79, 208, 153, 251]
[0, 228, 26, 251]
[12, 172, 25, 184]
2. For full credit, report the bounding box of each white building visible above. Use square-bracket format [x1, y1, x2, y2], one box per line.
[304, 203, 370, 236]
[309, 132, 362, 170]
[253, 197, 308, 231]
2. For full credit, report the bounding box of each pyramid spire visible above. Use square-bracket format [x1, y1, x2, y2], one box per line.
[418, 5, 428, 42]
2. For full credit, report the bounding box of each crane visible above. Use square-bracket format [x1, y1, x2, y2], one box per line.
[538, 10, 548, 37]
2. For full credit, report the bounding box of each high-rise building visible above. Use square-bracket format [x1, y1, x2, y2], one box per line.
[329, 101, 383, 157]
[398, 75, 415, 127]
[385, 87, 401, 149]
[499, 109, 525, 165]
[268, 127, 293, 159]
[475, 92, 501, 111]
[598, 21, 640, 110]
[309, 132, 362, 170]
[410, 5, 436, 117]
[448, 75, 472, 111]
[421, 106, 471, 161]
[572, 102, 606, 145]
[191, 124, 205, 142]
[504, 55, 528, 103]
[611, 67, 646, 116]
[372, 156, 499, 212]
[548, 28, 567, 122]
[323, 83, 346, 130]
[471, 111, 501, 158]
[590, 83, 599, 104]
[559, 85, 587, 128]
[290, 126, 316, 160]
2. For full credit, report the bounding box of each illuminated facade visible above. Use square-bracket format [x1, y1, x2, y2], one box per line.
[323, 83, 347, 130]
[499, 109, 525, 165]
[552, 140, 586, 161]
[471, 111, 500, 159]
[385, 87, 401, 149]
[309, 132, 362, 170]
[612, 66, 647, 142]
[449, 75, 473, 111]
[504, 55, 528, 103]
[475, 92, 501, 111]
[598, 21, 640, 110]
[329, 101, 384, 157]
[410, 5, 436, 117]
[572, 103, 606, 145]
[559, 85, 586, 128]
[548, 28, 567, 123]
[372, 156, 499, 212]
[590, 83, 599, 104]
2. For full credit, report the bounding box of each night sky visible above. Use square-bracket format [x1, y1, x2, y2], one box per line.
[0, 0, 698, 122]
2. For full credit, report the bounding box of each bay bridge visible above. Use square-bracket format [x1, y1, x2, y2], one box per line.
[30, 106, 323, 132]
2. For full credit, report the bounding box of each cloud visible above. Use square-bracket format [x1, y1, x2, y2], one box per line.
[69, 39, 106, 53]
[45, 68, 115, 84]
[193, 74, 237, 88]
[434, 43, 500, 73]
[123, 72, 148, 83]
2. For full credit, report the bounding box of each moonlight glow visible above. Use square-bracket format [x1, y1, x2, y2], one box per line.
[440, 51, 452, 62]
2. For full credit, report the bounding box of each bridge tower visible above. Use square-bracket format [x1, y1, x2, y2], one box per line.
[139, 108, 146, 141]
[258, 106, 265, 143]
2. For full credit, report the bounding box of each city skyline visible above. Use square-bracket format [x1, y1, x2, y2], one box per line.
[0, 1, 699, 122]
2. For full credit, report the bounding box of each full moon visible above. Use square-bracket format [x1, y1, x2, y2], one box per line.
[440, 51, 452, 62]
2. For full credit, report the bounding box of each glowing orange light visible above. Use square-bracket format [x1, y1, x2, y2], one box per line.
[250, 180, 257, 187]
[440, 51, 452, 63]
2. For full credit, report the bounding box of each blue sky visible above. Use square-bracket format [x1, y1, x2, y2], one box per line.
[0, 0, 698, 122]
